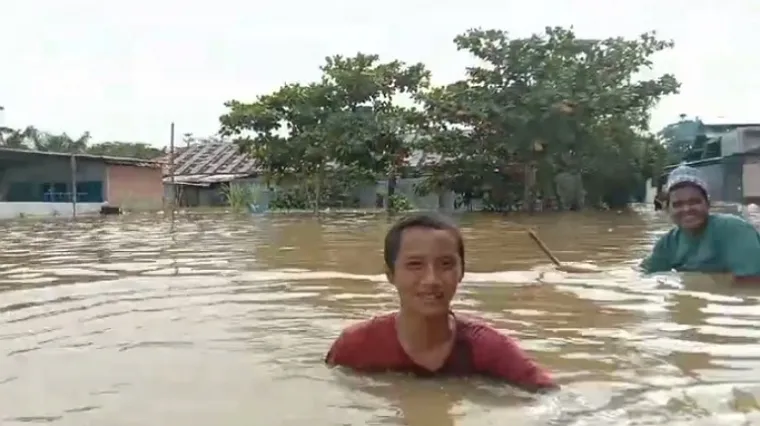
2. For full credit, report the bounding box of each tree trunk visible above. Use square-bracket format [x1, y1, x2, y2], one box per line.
[523, 163, 535, 212]
[386, 169, 397, 213]
[313, 174, 321, 214]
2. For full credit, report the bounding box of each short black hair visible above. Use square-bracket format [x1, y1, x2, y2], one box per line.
[383, 212, 465, 272]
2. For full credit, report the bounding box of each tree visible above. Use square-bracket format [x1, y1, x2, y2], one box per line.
[0, 125, 163, 160]
[0, 126, 39, 149]
[417, 27, 680, 210]
[0, 126, 90, 153]
[219, 53, 432, 212]
[318, 53, 430, 210]
[33, 131, 91, 153]
[219, 82, 340, 212]
[87, 142, 164, 159]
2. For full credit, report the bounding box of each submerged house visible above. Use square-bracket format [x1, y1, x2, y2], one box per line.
[0, 147, 164, 219]
[161, 141, 460, 210]
[658, 119, 760, 204]
[162, 142, 259, 207]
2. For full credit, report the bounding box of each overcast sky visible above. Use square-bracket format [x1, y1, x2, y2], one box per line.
[1, 0, 758, 147]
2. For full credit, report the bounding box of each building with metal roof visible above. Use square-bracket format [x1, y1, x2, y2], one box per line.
[162, 142, 257, 183]
[160, 142, 260, 207]
[0, 147, 165, 218]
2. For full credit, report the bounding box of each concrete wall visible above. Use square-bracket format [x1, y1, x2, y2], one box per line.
[370, 178, 450, 210]
[164, 183, 224, 207]
[744, 158, 760, 198]
[106, 164, 164, 209]
[722, 156, 744, 203]
[697, 162, 725, 201]
[0, 202, 102, 219]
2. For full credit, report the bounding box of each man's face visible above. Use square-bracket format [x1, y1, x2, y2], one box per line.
[668, 184, 709, 230]
[387, 227, 463, 317]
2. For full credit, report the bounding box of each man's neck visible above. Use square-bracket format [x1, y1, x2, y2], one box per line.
[396, 310, 453, 350]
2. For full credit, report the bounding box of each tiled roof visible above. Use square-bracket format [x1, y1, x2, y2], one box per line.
[161, 142, 258, 177]
[157, 140, 443, 179]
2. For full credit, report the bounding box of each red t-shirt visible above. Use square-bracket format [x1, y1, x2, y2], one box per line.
[325, 312, 557, 393]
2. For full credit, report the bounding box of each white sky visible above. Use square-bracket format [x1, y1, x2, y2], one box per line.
[1, 0, 758, 147]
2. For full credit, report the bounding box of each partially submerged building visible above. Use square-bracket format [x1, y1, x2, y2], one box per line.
[162, 142, 258, 207]
[161, 141, 461, 210]
[658, 119, 760, 204]
[0, 148, 164, 219]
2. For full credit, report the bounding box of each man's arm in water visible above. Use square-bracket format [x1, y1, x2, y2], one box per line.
[722, 219, 760, 283]
[639, 234, 672, 274]
[470, 325, 559, 394]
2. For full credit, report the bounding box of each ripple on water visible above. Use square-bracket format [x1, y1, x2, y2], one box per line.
[1, 212, 760, 425]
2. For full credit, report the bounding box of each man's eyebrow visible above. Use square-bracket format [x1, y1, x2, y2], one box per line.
[401, 254, 424, 259]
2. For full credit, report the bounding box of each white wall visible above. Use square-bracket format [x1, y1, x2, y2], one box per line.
[0, 202, 102, 219]
[373, 178, 462, 210]
[644, 178, 657, 204]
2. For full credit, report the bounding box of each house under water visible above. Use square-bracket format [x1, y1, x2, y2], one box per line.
[656, 118, 760, 205]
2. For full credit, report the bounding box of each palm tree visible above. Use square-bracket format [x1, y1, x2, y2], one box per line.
[33, 131, 90, 153]
[0, 126, 39, 149]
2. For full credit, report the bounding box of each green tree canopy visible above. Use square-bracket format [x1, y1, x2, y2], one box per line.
[87, 141, 164, 159]
[219, 53, 432, 211]
[416, 27, 680, 209]
[219, 26, 680, 212]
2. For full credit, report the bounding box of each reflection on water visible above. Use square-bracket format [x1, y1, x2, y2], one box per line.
[1, 209, 760, 425]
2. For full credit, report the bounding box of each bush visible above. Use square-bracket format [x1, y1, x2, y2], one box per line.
[388, 194, 413, 212]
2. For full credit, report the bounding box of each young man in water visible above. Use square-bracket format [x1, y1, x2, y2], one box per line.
[325, 213, 558, 393]
[640, 165, 760, 282]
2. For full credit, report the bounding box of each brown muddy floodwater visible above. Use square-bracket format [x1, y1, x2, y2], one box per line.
[2, 209, 760, 425]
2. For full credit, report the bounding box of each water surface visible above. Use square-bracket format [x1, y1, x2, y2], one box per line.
[2, 209, 760, 425]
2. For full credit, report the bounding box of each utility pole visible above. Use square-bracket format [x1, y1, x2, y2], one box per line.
[169, 122, 176, 223]
[0, 105, 5, 144]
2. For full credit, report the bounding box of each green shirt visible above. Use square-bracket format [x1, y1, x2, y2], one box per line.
[640, 213, 760, 277]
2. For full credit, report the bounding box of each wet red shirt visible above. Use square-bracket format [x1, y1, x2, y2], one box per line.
[325, 312, 557, 393]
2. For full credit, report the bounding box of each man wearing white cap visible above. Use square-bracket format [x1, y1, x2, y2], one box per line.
[640, 164, 760, 282]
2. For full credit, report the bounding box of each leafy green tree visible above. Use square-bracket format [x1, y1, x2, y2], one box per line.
[0, 126, 162, 160]
[219, 82, 340, 212]
[219, 53, 431, 212]
[0, 126, 38, 149]
[318, 53, 430, 209]
[0, 126, 90, 153]
[33, 131, 90, 153]
[417, 27, 680, 210]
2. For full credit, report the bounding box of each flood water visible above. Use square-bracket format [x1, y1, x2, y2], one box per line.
[2, 209, 760, 425]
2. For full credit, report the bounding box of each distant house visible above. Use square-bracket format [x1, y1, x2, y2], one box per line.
[160, 140, 472, 210]
[161, 142, 259, 207]
[658, 121, 760, 204]
[0, 147, 164, 219]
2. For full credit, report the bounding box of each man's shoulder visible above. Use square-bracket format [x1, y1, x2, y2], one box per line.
[454, 313, 492, 328]
[336, 313, 395, 341]
[710, 213, 757, 231]
[326, 313, 396, 366]
[654, 226, 680, 246]
[455, 314, 512, 340]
